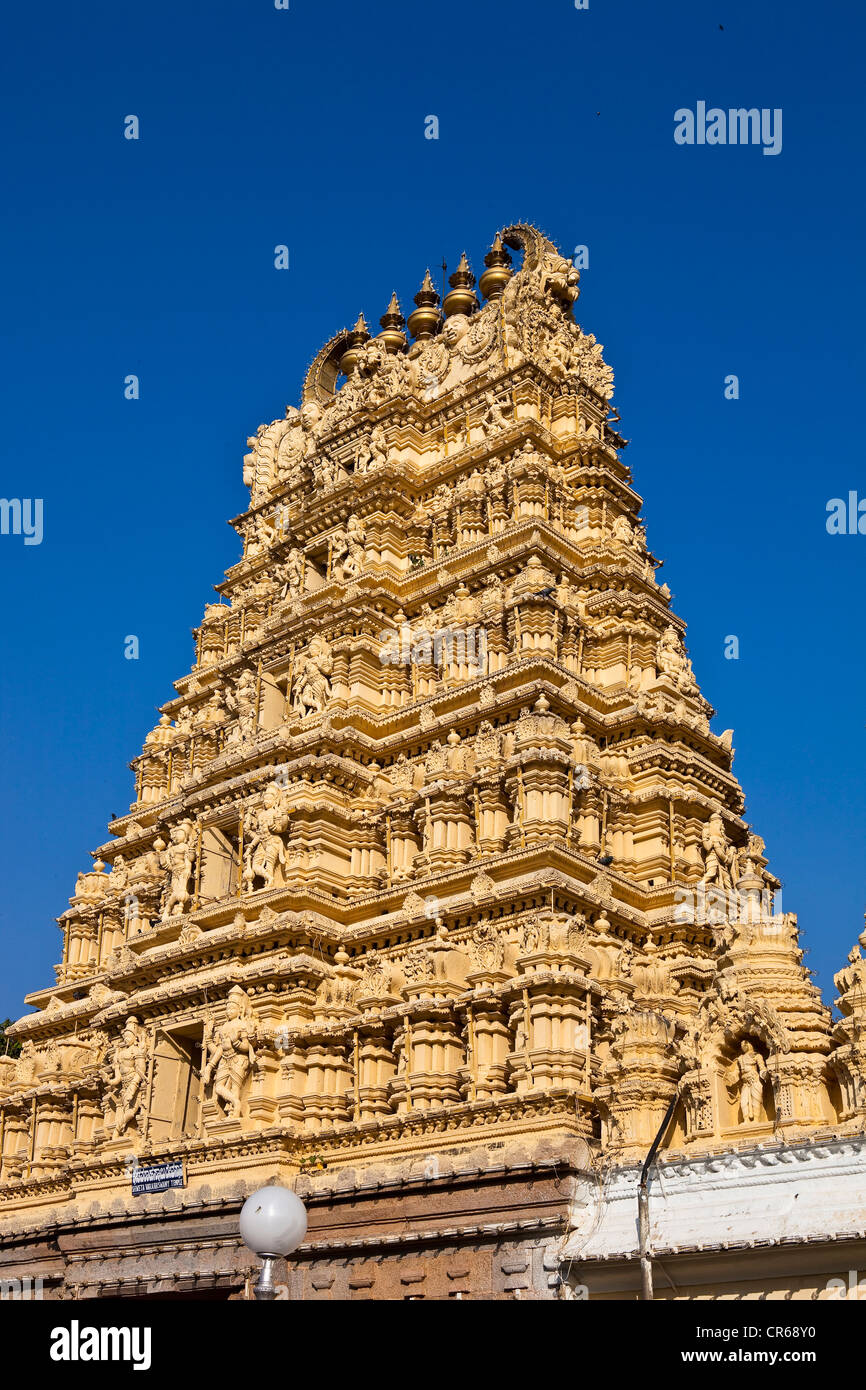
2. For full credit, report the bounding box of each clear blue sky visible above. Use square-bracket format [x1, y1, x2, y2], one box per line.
[0, 0, 863, 1018]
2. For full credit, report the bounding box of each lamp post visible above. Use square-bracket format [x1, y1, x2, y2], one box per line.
[240, 1185, 308, 1301]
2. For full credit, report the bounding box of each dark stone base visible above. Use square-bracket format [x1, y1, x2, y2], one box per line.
[0, 1156, 580, 1301]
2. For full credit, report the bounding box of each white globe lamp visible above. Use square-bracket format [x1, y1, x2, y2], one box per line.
[240, 1186, 308, 1300]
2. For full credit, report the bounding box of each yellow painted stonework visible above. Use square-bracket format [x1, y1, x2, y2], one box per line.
[2, 223, 864, 1298]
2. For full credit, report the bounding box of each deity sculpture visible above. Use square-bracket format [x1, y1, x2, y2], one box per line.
[612, 513, 641, 552]
[733, 832, 766, 883]
[244, 511, 278, 557]
[343, 513, 367, 576]
[355, 423, 388, 473]
[700, 813, 736, 893]
[280, 547, 305, 600]
[656, 626, 698, 694]
[225, 668, 259, 743]
[350, 339, 415, 406]
[565, 912, 588, 956]
[521, 917, 549, 955]
[275, 402, 320, 485]
[160, 819, 196, 919]
[194, 690, 227, 732]
[13, 1040, 38, 1087]
[243, 416, 296, 501]
[202, 987, 257, 1118]
[402, 944, 435, 984]
[423, 739, 447, 778]
[103, 1016, 148, 1137]
[174, 704, 194, 736]
[291, 635, 333, 717]
[630, 953, 679, 1001]
[108, 855, 129, 894]
[332, 514, 366, 579]
[243, 423, 272, 494]
[316, 452, 343, 490]
[727, 1039, 770, 1124]
[243, 782, 291, 892]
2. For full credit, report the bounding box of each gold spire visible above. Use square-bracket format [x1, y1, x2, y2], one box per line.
[378, 292, 407, 353]
[339, 312, 371, 377]
[479, 232, 513, 302]
[407, 269, 442, 342]
[443, 251, 478, 318]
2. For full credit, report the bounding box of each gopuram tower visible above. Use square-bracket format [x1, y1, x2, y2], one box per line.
[3, 224, 865, 1301]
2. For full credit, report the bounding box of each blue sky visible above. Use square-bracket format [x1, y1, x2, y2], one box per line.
[0, 0, 863, 1018]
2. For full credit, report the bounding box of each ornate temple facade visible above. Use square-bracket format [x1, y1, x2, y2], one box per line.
[2, 223, 865, 1301]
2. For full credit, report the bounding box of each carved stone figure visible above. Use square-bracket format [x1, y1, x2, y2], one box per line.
[13, 1041, 38, 1087]
[346, 339, 415, 408]
[727, 1040, 770, 1124]
[355, 423, 387, 473]
[612, 513, 642, 552]
[537, 245, 580, 308]
[244, 510, 279, 557]
[521, 916, 549, 954]
[733, 832, 766, 883]
[291, 636, 333, 717]
[568, 329, 614, 399]
[565, 914, 589, 958]
[275, 402, 320, 485]
[280, 547, 305, 600]
[103, 1017, 148, 1137]
[403, 944, 435, 984]
[226, 668, 258, 743]
[339, 513, 367, 578]
[108, 855, 129, 894]
[160, 820, 195, 919]
[656, 626, 698, 694]
[423, 739, 447, 778]
[442, 314, 470, 354]
[243, 417, 294, 501]
[195, 690, 227, 731]
[700, 813, 736, 893]
[203, 987, 256, 1118]
[243, 783, 291, 892]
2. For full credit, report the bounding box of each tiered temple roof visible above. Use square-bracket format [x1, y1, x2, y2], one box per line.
[2, 223, 864, 1298]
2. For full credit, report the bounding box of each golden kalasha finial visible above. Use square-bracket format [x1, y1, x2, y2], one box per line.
[479, 232, 513, 302]
[377, 292, 407, 353]
[443, 251, 478, 318]
[339, 312, 371, 377]
[407, 269, 442, 342]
